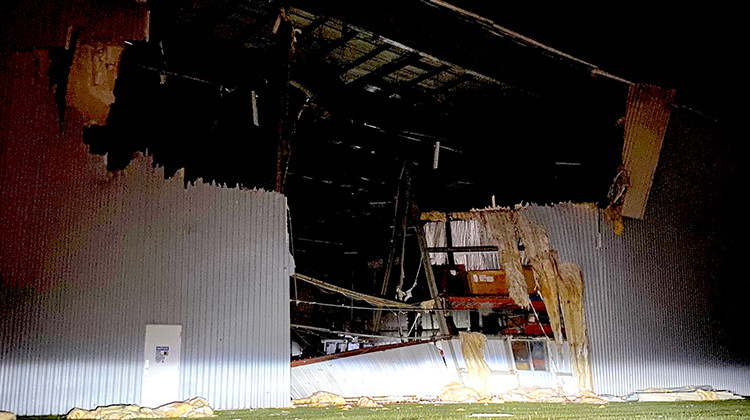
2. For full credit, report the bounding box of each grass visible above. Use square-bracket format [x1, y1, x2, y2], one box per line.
[216, 401, 750, 419]
[19, 401, 750, 420]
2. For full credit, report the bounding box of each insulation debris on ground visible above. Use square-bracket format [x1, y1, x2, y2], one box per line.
[291, 393, 385, 408]
[633, 386, 744, 402]
[0, 411, 16, 420]
[355, 397, 382, 408]
[438, 383, 605, 404]
[66, 397, 214, 419]
[498, 387, 606, 404]
[292, 391, 347, 407]
[438, 382, 487, 403]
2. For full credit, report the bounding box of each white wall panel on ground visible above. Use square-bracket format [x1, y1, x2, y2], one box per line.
[290, 342, 458, 399]
[0, 148, 293, 414]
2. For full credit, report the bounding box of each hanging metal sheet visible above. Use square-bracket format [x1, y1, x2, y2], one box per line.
[620, 84, 676, 219]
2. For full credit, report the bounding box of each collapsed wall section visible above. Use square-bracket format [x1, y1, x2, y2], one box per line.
[423, 208, 593, 392]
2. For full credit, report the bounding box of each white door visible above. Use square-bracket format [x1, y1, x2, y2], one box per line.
[142, 324, 182, 407]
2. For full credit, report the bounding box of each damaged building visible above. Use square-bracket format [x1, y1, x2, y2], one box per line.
[1, 0, 747, 415]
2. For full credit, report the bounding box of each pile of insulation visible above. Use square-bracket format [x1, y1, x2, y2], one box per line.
[66, 397, 214, 419]
[292, 392, 382, 408]
[0, 411, 16, 420]
[438, 383, 606, 404]
[425, 208, 593, 391]
[633, 386, 744, 402]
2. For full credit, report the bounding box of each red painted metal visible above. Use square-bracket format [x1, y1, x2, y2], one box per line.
[447, 296, 546, 311]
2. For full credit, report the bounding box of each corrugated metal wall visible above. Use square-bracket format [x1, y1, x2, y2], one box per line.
[425, 201, 749, 396]
[291, 342, 457, 399]
[525, 203, 749, 396]
[1, 138, 293, 413]
[417, 109, 748, 396]
[521, 109, 748, 396]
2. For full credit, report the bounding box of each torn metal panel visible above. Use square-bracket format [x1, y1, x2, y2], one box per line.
[65, 43, 123, 126]
[424, 220, 448, 265]
[1, 52, 294, 413]
[450, 219, 501, 270]
[440, 337, 579, 395]
[621, 83, 676, 219]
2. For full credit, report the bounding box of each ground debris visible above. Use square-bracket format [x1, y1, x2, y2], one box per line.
[634, 386, 744, 402]
[292, 391, 347, 407]
[66, 397, 214, 419]
[0, 411, 16, 420]
[438, 382, 489, 403]
[355, 396, 382, 408]
[499, 387, 606, 404]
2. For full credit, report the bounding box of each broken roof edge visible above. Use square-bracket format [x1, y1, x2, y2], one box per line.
[425, 0, 634, 86]
[289, 6, 519, 94]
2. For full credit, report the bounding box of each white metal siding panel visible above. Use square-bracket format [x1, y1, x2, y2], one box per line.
[0, 155, 293, 414]
[525, 203, 750, 396]
[290, 342, 457, 399]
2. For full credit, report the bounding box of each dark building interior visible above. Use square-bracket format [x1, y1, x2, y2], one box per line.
[2, 1, 744, 359]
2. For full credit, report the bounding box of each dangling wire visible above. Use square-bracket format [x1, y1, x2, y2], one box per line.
[400, 256, 422, 302]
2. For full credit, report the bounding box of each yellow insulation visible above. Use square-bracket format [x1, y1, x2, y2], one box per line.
[477, 211, 531, 308]
[531, 257, 563, 343]
[514, 214, 563, 343]
[514, 213, 564, 344]
[459, 332, 493, 398]
[441, 208, 592, 393]
[557, 260, 593, 391]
